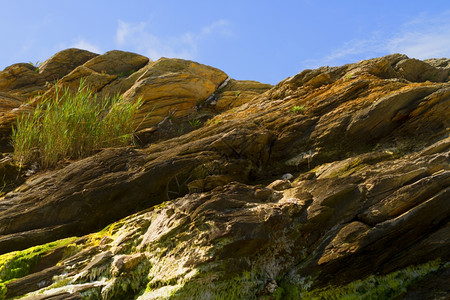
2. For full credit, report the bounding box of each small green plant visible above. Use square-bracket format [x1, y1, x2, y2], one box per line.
[188, 119, 201, 128]
[234, 91, 241, 97]
[11, 80, 141, 168]
[179, 124, 185, 134]
[206, 118, 222, 126]
[29, 61, 41, 72]
[291, 105, 307, 113]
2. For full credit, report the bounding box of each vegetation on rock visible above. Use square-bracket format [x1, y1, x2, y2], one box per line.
[12, 80, 141, 168]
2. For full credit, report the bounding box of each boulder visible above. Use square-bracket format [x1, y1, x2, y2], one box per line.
[212, 79, 272, 111]
[0, 63, 39, 92]
[395, 58, 449, 82]
[38, 48, 99, 81]
[425, 57, 450, 68]
[82, 50, 149, 76]
[46, 65, 117, 94]
[122, 58, 228, 128]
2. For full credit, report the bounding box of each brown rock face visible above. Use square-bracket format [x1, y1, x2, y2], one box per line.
[0, 52, 449, 299]
[83, 50, 149, 76]
[122, 58, 228, 128]
[212, 79, 273, 111]
[38, 48, 99, 81]
[0, 63, 40, 92]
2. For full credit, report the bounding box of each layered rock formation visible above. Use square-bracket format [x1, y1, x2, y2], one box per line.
[0, 50, 449, 299]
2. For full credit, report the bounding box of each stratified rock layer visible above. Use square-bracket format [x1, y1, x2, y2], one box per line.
[0, 51, 449, 299]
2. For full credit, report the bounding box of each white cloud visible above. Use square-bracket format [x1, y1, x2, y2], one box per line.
[71, 38, 101, 54]
[115, 19, 232, 60]
[304, 10, 450, 69]
[201, 19, 232, 37]
[386, 17, 450, 59]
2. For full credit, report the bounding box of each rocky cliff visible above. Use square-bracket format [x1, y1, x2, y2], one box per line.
[0, 50, 449, 299]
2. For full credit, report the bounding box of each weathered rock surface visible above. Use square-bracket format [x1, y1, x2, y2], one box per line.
[0, 52, 449, 299]
[38, 48, 99, 81]
[122, 58, 228, 128]
[211, 79, 273, 111]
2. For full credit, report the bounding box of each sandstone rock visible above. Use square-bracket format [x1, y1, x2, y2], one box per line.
[0, 63, 39, 92]
[5, 265, 65, 299]
[0, 92, 24, 115]
[46, 65, 117, 95]
[82, 50, 149, 76]
[38, 48, 99, 81]
[96, 60, 156, 99]
[267, 179, 292, 191]
[395, 58, 449, 82]
[318, 221, 371, 265]
[122, 58, 228, 128]
[187, 175, 232, 193]
[0, 52, 449, 299]
[358, 170, 450, 225]
[111, 253, 146, 276]
[425, 57, 450, 68]
[346, 85, 439, 140]
[346, 56, 400, 79]
[5, 148, 448, 298]
[212, 79, 272, 111]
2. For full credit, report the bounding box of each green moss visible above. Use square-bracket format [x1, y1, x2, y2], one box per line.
[117, 69, 136, 78]
[0, 237, 76, 284]
[326, 158, 366, 178]
[0, 283, 6, 299]
[274, 259, 444, 300]
[318, 150, 395, 179]
[80, 287, 103, 300]
[46, 277, 73, 289]
[143, 268, 264, 300]
[102, 259, 151, 300]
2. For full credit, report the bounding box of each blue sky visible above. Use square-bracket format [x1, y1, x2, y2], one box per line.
[1, 1, 450, 84]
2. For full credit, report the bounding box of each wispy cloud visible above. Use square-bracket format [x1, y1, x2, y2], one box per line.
[71, 38, 101, 54]
[304, 10, 450, 69]
[115, 19, 232, 60]
[386, 11, 450, 59]
[200, 19, 232, 37]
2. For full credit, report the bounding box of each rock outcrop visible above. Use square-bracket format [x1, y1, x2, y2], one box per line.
[0, 51, 449, 299]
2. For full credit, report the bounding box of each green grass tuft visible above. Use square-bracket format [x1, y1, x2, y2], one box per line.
[188, 119, 201, 128]
[291, 105, 307, 113]
[12, 80, 141, 168]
